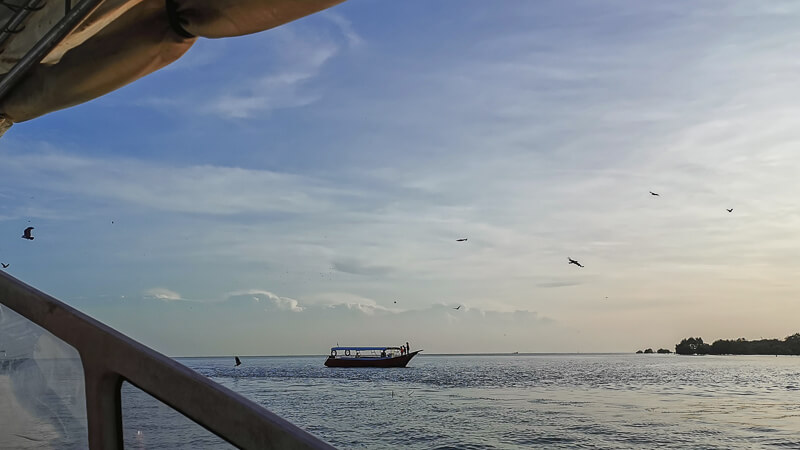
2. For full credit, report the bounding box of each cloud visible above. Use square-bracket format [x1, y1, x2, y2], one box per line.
[74, 290, 555, 356]
[204, 11, 364, 118]
[208, 66, 330, 118]
[330, 258, 392, 276]
[537, 281, 581, 289]
[131, 10, 363, 118]
[204, 13, 362, 118]
[322, 11, 364, 48]
[303, 293, 391, 315]
[225, 289, 304, 312]
[0, 151, 357, 216]
[144, 288, 182, 301]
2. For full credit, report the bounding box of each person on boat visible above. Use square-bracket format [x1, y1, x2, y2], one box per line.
[406, 342, 410, 353]
[381, 350, 386, 358]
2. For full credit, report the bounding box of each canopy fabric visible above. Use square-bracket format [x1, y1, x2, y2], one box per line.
[0, 0, 344, 125]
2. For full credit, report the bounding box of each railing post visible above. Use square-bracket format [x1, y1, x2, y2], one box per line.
[83, 365, 124, 450]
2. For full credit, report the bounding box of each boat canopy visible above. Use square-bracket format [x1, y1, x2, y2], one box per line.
[331, 346, 400, 352]
[0, 0, 345, 136]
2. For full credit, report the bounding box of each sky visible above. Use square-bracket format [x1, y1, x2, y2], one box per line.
[2, 0, 800, 356]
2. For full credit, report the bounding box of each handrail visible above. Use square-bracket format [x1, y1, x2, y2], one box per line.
[0, 270, 336, 449]
[0, 0, 103, 101]
[0, 0, 47, 51]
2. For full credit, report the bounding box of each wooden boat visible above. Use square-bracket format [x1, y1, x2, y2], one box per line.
[324, 346, 421, 368]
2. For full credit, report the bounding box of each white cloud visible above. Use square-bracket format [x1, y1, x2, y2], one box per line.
[0, 151, 358, 216]
[322, 11, 364, 48]
[304, 293, 390, 315]
[144, 288, 182, 301]
[205, 17, 352, 118]
[75, 291, 554, 355]
[226, 289, 304, 312]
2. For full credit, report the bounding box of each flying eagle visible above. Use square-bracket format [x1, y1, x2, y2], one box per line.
[568, 257, 584, 268]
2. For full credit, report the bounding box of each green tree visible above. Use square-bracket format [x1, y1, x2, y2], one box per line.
[675, 337, 710, 355]
[785, 333, 800, 354]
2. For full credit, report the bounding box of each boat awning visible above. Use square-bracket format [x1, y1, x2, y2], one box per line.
[0, 0, 346, 135]
[331, 347, 398, 352]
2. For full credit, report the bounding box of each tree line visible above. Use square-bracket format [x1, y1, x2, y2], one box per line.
[675, 334, 800, 355]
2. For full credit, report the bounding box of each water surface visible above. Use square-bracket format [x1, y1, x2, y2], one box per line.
[120, 354, 800, 449]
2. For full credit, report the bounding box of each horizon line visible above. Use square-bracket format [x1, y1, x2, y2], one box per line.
[173, 352, 648, 358]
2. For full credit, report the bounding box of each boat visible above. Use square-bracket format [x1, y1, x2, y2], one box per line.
[325, 346, 421, 368]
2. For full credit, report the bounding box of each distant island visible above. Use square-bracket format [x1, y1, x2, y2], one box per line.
[635, 348, 671, 354]
[674, 334, 800, 355]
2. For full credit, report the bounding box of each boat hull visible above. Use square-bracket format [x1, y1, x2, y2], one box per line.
[324, 351, 420, 368]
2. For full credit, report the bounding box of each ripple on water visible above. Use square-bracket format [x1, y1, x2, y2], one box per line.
[158, 355, 800, 449]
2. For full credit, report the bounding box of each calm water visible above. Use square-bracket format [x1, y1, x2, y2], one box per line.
[118, 354, 800, 449]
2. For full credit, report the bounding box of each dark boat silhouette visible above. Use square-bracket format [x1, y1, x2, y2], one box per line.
[325, 346, 421, 368]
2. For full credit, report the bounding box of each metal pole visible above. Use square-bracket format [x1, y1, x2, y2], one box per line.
[0, 0, 47, 50]
[0, 0, 102, 101]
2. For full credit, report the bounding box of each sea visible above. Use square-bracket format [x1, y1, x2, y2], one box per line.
[118, 354, 800, 449]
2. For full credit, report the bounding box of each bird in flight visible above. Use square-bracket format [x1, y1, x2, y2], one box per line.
[234, 356, 241, 367]
[21, 227, 34, 240]
[649, 191, 660, 196]
[1, 263, 8, 269]
[726, 208, 733, 213]
[568, 257, 584, 268]
[453, 305, 462, 310]
[456, 238, 468, 242]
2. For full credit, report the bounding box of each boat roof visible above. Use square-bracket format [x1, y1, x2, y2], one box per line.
[331, 346, 400, 351]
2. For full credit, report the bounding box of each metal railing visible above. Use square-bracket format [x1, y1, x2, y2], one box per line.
[0, 0, 105, 100]
[0, 0, 48, 51]
[0, 270, 335, 449]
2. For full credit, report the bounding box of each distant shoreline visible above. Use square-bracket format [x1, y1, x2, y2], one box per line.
[674, 334, 800, 355]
